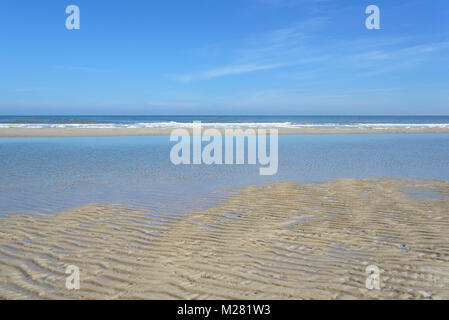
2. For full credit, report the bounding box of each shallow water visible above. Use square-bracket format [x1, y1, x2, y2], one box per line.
[0, 134, 448, 215]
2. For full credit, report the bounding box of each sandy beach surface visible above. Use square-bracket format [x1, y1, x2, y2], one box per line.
[1, 177, 448, 299]
[2, 127, 449, 137]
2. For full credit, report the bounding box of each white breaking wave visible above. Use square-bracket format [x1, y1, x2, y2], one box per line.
[0, 122, 449, 129]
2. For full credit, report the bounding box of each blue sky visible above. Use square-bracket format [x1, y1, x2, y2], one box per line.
[0, 0, 448, 115]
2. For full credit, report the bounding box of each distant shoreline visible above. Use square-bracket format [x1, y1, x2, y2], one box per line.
[1, 127, 449, 137]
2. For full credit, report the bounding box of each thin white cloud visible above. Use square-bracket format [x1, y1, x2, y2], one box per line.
[171, 63, 281, 82]
[170, 17, 327, 83]
[353, 42, 449, 62]
[351, 41, 449, 77]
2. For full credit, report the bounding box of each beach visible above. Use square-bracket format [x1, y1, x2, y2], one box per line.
[1, 177, 448, 299]
[2, 115, 449, 137]
[1, 117, 449, 300]
[1, 126, 449, 137]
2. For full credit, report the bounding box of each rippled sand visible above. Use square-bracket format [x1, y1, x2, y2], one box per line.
[1, 177, 449, 299]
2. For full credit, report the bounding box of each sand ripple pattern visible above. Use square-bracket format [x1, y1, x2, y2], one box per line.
[1, 177, 449, 299]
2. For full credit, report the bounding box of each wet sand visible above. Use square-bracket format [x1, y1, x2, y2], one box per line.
[1, 127, 449, 137]
[1, 177, 449, 299]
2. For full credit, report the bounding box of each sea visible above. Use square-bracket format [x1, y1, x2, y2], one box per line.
[0, 115, 449, 216]
[1, 115, 449, 129]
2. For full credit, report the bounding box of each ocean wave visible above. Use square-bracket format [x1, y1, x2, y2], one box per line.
[1, 122, 449, 129]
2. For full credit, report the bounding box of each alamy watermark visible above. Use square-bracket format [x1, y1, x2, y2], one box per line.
[366, 5, 380, 30]
[65, 5, 80, 30]
[365, 265, 381, 290]
[65, 265, 80, 290]
[169, 122, 278, 176]
[65, 4, 380, 31]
